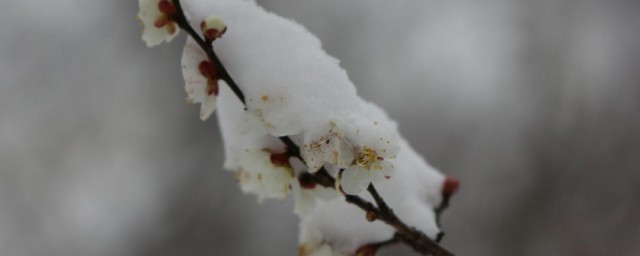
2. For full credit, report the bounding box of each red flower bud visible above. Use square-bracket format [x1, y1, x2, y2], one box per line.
[442, 176, 460, 198]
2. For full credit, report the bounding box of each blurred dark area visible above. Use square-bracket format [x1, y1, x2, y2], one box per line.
[1, 0, 638, 255]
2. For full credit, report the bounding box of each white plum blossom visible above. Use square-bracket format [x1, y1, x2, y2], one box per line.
[300, 124, 355, 173]
[137, 0, 180, 47]
[232, 146, 340, 215]
[181, 38, 218, 121]
[291, 177, 340, 216]
[234, 148, 295, 203]
[337, 145, 396, 195]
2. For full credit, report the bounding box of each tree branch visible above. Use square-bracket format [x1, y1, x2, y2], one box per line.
[168, 1, 454, 255]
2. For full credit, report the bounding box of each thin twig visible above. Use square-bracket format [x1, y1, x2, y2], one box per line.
[434, 195, 451, 243]
[434, 177, 458, 243]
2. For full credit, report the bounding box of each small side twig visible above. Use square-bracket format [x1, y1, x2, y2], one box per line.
[434, 195, 451, 243]
[434, 177, 459, 243]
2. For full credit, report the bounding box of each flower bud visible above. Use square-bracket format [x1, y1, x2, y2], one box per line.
[365, 211, 377, 222]
[442, 176, 460, 198]
[200, 16, 227, 41]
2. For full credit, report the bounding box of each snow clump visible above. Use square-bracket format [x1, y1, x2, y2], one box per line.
[139, 0, 450, 254]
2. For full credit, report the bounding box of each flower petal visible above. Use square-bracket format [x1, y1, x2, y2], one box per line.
[292, 180, 316, 216]
[200, 94, 217, 121]
[182, 38, 219, 120]
[335, 138, 355, 169]
[236, 149, 295, 202]
[182, 38, 208, 101]
[138, 0, 179, 47]
[338, 166, 369, 195]
[369, 160, 395, 186]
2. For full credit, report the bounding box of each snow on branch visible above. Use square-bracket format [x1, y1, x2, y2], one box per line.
[137, 0, 458, 255]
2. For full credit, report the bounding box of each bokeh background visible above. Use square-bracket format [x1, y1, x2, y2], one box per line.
[1, 0, 639, 255]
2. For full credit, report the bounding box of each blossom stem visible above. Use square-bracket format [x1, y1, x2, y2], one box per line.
[434, 192, 453, 242]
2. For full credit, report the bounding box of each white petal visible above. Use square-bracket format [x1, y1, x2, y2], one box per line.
[370, 160, 395, 187]
[238, 111, 269, 138]
[199, 94, 217, 121]
[323, 163, 340, 177]
[301, 140, 329, 172]
[182, 38, 209, 103]
[338, 166, 369, 195]
[182, 38, 218, 120]
[301, 130, 354, 172]
[292, 180, 316, 216]
[141, 25, 178, 47]
[335, 138, 355, 169]
[237, 149, 294, 202]
[380, 160, 395, 178]
[138, 0, 178, 47]
[311, 186, 340, 201]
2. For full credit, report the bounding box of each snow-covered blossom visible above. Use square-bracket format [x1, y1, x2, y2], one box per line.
[299, 139, 445, 254]
[183, 0, 401, 150]
[182, 38, 218, 121]
[337, 146, 395, 195]
[234, 149, 295, 203]
[233, 147, 339, 213]
[175, 0, 449, 254]
[200, 15, 227, 41]
[301, 124, 354, 172]
[137, 0, 180, 47]
[291, 176, 339, 216]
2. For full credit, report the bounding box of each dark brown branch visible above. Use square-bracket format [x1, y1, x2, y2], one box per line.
[168, 1, 453, 254]
[434, 195, 452, 243]
[279, 136, 300, 159]
[365, 184, 451, 256]
[434, 177, 459, 243]
[301, 171, 454, 255]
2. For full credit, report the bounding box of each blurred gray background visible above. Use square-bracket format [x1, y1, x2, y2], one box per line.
[1, 0, 639, 255]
